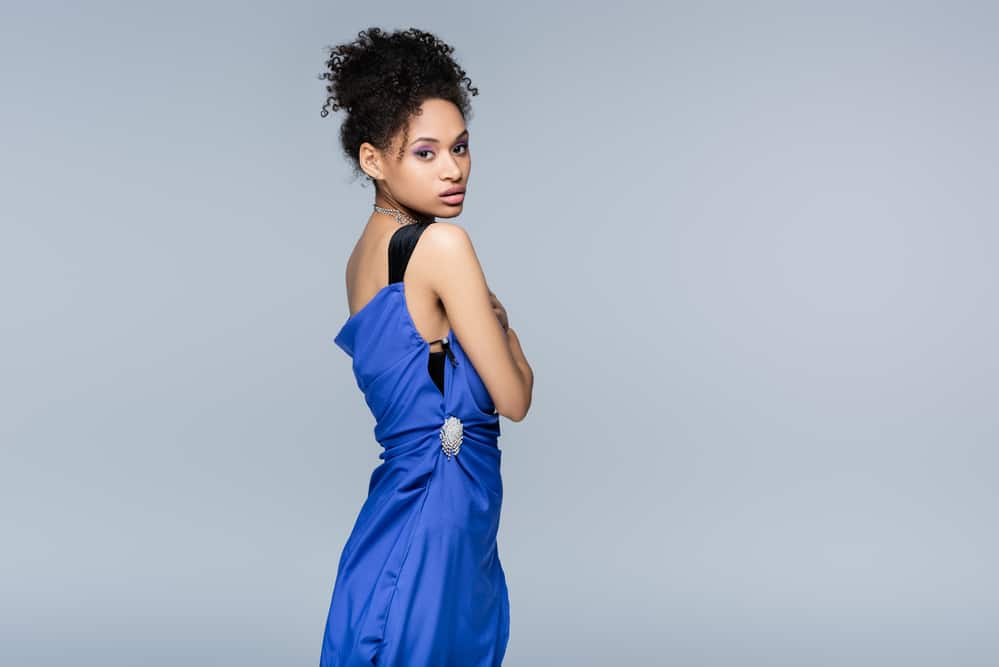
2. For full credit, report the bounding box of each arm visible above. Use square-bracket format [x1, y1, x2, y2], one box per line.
[502, 326, 534, 421]
[424, 223, 533, 421]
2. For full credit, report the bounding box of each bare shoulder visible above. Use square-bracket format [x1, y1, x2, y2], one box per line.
[417, 222, 483, 292]
[421, 220, 475, 257]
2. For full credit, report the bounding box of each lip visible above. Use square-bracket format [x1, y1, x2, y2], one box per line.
[439, 187, 465, 205]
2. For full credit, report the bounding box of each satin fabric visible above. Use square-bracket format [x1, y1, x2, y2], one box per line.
[321, 282, 509, 666]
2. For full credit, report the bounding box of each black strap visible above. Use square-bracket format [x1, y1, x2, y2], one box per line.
[388, 221, 434, 284]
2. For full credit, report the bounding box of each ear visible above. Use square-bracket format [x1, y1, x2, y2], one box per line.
[358, 142, 384, 180]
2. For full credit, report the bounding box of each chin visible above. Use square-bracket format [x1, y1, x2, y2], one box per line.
[435, 207, 463, 219]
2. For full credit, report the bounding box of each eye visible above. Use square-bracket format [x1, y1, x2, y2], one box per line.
[453, 143, 469, 155]
[415, 149, 434, 159]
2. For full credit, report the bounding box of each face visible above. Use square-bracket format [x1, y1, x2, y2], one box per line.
[360, 98, 471, 220]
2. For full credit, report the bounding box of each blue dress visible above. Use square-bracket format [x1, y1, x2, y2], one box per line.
[320, 222, 510, 666]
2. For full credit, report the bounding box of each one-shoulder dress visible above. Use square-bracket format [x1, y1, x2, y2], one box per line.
[320, 221, 510, 666]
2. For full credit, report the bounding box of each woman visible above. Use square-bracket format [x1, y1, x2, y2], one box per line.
[317, 27, 534, 666]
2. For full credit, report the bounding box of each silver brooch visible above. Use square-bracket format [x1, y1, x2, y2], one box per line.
[439, 415, 463, 459]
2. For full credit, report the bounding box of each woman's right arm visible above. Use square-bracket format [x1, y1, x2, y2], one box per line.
[422, 222, 533, 421]
[503, 326, 534, 421]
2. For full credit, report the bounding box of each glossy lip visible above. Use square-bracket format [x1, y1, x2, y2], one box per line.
[439, 186, 465, 196]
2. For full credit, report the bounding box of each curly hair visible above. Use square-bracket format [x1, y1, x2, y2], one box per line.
[318, 27, 479, 186]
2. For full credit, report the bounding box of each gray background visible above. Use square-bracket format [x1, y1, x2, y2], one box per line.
[2, 1, 997, 665]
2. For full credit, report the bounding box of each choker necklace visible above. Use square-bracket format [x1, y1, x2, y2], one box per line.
[373, 204, 430, 226]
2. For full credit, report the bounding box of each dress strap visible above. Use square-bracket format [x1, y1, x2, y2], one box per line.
[388, 221, 435, 284]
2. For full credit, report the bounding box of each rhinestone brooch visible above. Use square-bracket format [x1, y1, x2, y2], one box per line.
[439, 415, 463, 459]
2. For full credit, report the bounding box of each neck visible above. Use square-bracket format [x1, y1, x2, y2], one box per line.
[373, 197, 434, 225]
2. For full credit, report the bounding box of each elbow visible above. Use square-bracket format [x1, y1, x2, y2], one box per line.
[497, 394, 531, 423]
[496, 366, 533, 422]
[502, 407, 527, 422]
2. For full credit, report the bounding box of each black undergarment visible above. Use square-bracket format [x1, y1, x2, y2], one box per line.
[388, 222, 447, 395]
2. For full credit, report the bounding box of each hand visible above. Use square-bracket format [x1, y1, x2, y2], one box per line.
[488, 289, 509, 332]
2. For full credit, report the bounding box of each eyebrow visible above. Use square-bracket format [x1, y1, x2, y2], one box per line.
[409, 129, 469, 146]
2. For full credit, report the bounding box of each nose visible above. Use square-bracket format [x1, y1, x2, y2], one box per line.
[441, 152, 463, 180]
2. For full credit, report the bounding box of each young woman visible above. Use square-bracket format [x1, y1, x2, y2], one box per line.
[317, 27, 534, 666]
